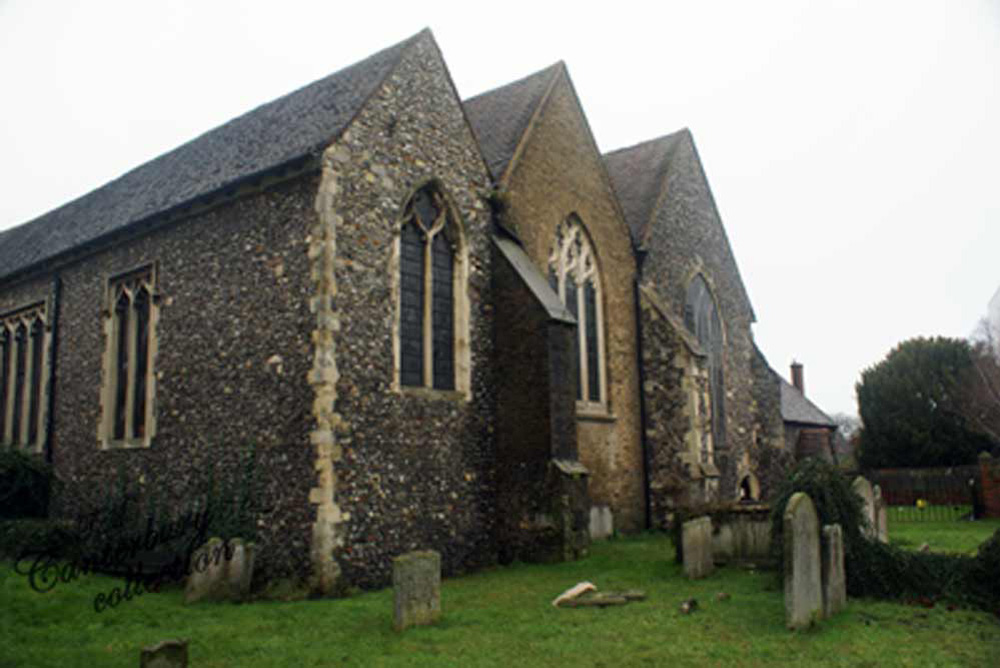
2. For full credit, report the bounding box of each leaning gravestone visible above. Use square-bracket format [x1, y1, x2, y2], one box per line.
[821, 524, 846, 618]
[393, 550, 441, 631]
[873, 485, 889, 543]
[682, 516, 714, 579]
[140, 639, 188, 668]
[852, 476, 876, 539]
[784, 493, 822, 629]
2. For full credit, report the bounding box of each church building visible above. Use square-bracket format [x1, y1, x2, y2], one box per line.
[0, 29, 801, 592]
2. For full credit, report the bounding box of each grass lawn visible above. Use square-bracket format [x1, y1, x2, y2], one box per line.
[890, 517, 1000, 555]
[2, 533, 998, 667]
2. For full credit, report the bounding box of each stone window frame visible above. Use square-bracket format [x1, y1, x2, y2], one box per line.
[98, 263, 161, 449]
[390, 181, 471, 400]
[547, 214, 608, 415]
[0, 299, 52, 453]
[683, 271, 727, 466]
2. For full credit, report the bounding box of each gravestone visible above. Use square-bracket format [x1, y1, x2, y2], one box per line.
[184, 538, 255, 604]
[393, 550, 441, 631]
[140, 639, 188, 668]
[682, 516, 714, 579]
[852, 476, 876, 539]
[873, 485, 889, 543]
[821, 524, 846, 618]
[784, 492, 822, 629]
[589, 505, 614, 540]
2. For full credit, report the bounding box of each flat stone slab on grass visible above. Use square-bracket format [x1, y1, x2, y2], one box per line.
[393, 550, 441, 631]
[682, 516, 714, 579]
[140, 639, 188, 668]
[784, 492, 822, 630]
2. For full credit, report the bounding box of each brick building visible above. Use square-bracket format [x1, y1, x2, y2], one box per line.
[0, 29, 799, 591]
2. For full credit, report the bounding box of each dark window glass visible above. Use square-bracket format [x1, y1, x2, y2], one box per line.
[431, 234, 454, 390]
[548, 269, 557, 294]
[0, 329, 8, 440]
[399, 223, 424, 387]
[12, 324, 27, 444]
[114, 294, 130, 440]
[27, 318, 43, 445]
[566, 277, 580, 400]
[414, 189, 440, 229]
[584, 280, 599, 402]
[133, 289, 150, 438]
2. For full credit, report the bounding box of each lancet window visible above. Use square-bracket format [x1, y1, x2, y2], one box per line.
[548, 215, 607, 410]
[685, 274, 725, 463]
[101, 266, 159, 447]
[0, 302, 50, 450]
[397, 184, 465, 393]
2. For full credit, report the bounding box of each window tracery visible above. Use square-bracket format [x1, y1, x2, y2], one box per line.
[685, 274, 725, 463]
[548, 215, 607, 411]
[100, 265, 159, 448]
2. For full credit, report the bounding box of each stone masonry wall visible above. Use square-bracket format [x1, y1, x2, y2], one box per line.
[749, 345, 792, 500]
[319, 36, 497, 589]
[641, 133, 758, 500]
[501, 70, 645, 532]
[0, 174, 321, 585]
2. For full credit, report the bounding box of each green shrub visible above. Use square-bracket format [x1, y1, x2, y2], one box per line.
[0, 518, 81, 560]
[0, 448, 58, 519]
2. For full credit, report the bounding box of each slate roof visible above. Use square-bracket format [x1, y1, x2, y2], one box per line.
[779, 376, 835, 427]
[463, 63, 562, 181]
[603, 130, 688, 246]
[0, 30, 425, 283]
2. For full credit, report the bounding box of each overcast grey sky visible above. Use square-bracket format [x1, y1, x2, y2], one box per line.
[1, 1, 998, 417]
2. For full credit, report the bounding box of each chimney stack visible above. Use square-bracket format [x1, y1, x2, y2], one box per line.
[791, 361, 804, 395]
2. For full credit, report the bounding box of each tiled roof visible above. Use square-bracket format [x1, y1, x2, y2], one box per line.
[463, 63, 562, 181]
[779, 376, 836, 427]
[0, 30, 424, 283]
[603, 130, 688, 245]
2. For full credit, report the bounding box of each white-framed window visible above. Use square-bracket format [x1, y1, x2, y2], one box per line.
[393, 183, 470, 397]
[0, 301, 50, 451]
[684, 273, 725, 463]
[99, 264, 160, 448]
[547, 215, 607, 412]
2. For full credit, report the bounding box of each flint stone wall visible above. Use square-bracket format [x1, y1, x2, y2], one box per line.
[323, 38, 497, 588]
[639, 131, 759, 499]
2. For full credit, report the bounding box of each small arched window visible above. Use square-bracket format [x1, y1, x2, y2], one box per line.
[685, 274, 725, 462]
[397, 184, 466, 393]
[548, 216, 606, 410]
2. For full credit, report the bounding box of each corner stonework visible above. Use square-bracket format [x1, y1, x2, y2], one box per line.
[307, 143, 351, 595]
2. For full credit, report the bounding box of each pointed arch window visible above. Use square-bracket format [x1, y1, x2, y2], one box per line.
[548, 216, 607, 411]
[685, 274, 725, 463]
[101, 265, 160, 448]
[395, 184, 468, 395]
[0, 302, 51, 451]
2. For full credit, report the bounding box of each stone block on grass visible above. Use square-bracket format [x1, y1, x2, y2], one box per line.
[784, 492, 822, 629]
[682, 516, 714, 579]
[140, 639, 188, 667]
[821, 524, 846, 618]
[393, 550, 441, 631]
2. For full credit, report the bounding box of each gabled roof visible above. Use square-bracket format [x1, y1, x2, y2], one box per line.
[603, 129, 755, 321]
[779, 376, 835, 428]
[603, 130, 688, 245]
[0, 30, 426, 283]
[463, 63, 562, 181]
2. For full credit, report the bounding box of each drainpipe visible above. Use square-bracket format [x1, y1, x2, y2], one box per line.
[44, 274, 61, 465]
